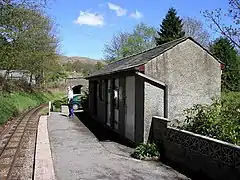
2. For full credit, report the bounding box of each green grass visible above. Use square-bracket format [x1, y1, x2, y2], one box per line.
[0, 91, 64, 124]
[39, 107, 50, 116]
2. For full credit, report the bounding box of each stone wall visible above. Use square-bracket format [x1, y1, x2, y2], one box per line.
[152, 116, 240, 180]
[145, 39, 222, 126]
[144, 82, 164, 142]
[64, 78, 88, 91]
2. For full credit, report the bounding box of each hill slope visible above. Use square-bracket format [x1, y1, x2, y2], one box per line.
[59, 56, 106, 77]
[60, 56, 106, 65]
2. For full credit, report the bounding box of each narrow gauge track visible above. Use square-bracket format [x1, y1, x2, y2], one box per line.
[0, 104, 47, 180]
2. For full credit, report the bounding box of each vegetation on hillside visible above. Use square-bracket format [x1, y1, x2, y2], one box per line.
[61, 58, 105, 77]
[0, 90, 63, 124]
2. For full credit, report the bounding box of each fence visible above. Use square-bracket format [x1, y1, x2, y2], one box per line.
[152, 116, 240, 180]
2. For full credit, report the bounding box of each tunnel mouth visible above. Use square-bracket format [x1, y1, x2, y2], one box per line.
[72, 85, 83, 94]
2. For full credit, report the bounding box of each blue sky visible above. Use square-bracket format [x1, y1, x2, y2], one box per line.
[47, 0, 229, 59]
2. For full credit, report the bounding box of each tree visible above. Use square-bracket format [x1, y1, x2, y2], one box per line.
[103, 32, 130, 62]
[202, 0, 240, 49]
[103, 23, 157, 62]
[0, 1, 60, 87]
[210, 37, 240, 91]
[23, 12, 59, 85]
[119, 23, 157, 57]
[155, 7, 185, 45]
[182, 17, 211, 48]
[0, 0, 49, 9]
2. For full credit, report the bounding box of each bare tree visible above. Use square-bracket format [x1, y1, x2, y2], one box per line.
[182, 17, 211, 48]
[202, 0, 240, 49]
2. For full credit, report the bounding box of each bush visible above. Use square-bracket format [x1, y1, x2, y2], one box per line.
[52, 97, 67, 108]
[180, 92, 240, 146]
[51, 96, 67, 112]
[131, 143, 160, 160]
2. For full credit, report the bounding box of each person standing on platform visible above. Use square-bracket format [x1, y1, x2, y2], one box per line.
[67, 86, 74, 117]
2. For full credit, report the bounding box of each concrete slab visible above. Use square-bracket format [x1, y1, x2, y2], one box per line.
[60, 105, 69, 116]
[34, 116, 55, 180]
[48, 112, 190, 180]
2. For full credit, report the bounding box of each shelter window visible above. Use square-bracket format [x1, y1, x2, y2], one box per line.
[114, 88, 119, 109]
[99, 80, 104, 101]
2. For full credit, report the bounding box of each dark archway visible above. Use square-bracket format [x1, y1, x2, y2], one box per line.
[72, 85, 83, 94]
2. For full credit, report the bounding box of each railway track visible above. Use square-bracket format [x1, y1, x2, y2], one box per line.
[0, 104, 47, 180]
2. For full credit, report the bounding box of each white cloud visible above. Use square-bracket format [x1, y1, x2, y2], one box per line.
[107, 2, 127, 16]
[74, 11, 104, 26]
[130, 10, 144, 19]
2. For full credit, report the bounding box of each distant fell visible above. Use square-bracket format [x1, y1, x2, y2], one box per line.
[60, 56, 106, 65]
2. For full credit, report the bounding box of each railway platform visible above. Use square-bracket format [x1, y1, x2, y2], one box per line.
[46, 112, 190, 180]
[0, 107, 190, 180]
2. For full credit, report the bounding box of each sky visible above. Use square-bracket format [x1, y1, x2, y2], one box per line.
[46, 0, 229, 59]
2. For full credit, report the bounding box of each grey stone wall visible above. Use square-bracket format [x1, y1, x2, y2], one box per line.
[144, 82, 164, 142]
[145, 39, 221, 126]
[152, 116, 240, 180]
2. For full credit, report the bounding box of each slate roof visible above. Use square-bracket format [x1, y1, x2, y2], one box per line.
[86, 37, 221, 79]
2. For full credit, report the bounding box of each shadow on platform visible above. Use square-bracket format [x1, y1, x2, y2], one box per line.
[75, 111, 135, 148]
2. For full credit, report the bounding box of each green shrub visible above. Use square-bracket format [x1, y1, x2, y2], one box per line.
[51, 96, 67, 112]
[131, 143, 160, 160]
[52, 97, 67, 108]
[180, 92, 240, 146]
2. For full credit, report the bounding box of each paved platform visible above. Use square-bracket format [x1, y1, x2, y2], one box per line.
[35, 116, 55, 180]
[47, 112, 190, 180]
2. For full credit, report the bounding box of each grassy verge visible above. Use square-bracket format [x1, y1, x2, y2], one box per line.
[39, 106, 50, 116]
[0, 90, 64, 124]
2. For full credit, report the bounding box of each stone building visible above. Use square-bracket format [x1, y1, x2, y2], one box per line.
[86, 37, 223, 144]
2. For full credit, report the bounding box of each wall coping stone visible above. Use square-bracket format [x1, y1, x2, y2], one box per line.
[152, 116, 170, 123]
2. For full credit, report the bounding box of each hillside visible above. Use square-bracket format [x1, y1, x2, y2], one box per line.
[60, 56, 106, 65]
[58, 55, 106, 77]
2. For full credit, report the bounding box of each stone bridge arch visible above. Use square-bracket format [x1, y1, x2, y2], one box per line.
[64, 77, 88, 94]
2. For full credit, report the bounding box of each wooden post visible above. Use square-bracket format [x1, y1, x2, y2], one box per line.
[48, 101, 51, 116]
